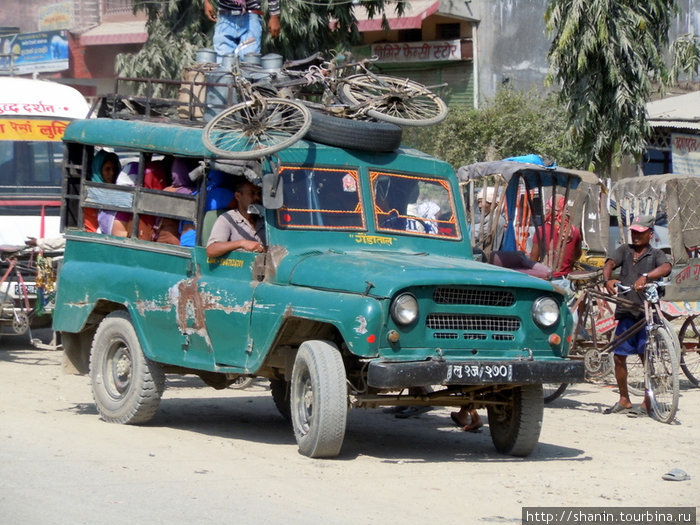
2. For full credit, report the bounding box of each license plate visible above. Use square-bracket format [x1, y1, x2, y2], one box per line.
[446, 363, 513, 382]
[15, 283, 37, 296]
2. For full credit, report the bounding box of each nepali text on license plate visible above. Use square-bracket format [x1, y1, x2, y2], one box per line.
[15, 283, 36, 296]
[446, 363, 513, 382]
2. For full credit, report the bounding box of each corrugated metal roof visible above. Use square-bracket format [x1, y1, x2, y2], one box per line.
[79, 20, 147, 46]
[646, 90, 700, 130]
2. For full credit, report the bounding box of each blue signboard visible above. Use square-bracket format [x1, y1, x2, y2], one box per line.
[0, 30, 69, 74]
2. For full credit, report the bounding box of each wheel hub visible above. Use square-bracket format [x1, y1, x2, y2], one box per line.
[111, 346, 132, 392]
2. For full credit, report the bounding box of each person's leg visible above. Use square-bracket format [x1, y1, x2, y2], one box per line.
[465, 408, 482, 431]
[450, 405, 482, 431]
[613, 354, 632, 408]
[451, 405, 470, 426]
[237, 13, 263, 56]
[394, 386, 432, 418]
[212, 14, 245, 60]
[604, 317, 637, 412]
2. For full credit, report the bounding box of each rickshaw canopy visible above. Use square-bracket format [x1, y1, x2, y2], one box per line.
[611, 173, 700, 265]
[456, 161, 608, 267]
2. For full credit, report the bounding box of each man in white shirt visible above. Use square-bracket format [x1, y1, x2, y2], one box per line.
[206, 180, 265, 257]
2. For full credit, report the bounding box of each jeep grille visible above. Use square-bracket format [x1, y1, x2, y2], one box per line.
[433, 287, 514, 306]
[426, 313, 520, 332]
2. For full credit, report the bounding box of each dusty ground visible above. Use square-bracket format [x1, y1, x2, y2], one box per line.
[0, 332, 698, 524]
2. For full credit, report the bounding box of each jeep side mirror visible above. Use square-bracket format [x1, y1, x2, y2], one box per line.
[262, 172, 283, 209]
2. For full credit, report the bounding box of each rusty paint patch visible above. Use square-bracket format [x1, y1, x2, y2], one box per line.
[129, 267, 253, 350]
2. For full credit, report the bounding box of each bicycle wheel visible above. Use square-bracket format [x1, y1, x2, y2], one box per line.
[203, 97, 311, 159]
[543, 383, 568, 403]
[338, 74, 448, 127]
[644, 326, 680, 424]
[679, 316, 700, 386]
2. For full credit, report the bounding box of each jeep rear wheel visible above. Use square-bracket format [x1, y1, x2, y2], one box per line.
[89, 311, 165, 424]
[290, 340, 347, 458]
[270, 378, 291, 421]
[487, 384, 543, 457]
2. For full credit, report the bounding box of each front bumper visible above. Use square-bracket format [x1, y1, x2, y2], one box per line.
[367, 359, 584, 389]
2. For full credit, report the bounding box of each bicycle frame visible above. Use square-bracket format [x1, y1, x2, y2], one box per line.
[569, 282, 668, 364]
[0, 253, 34, 336]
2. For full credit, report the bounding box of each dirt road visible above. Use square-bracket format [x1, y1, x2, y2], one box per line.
[1, 334, 698, 524]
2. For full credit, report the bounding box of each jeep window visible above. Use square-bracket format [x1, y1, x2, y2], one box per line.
[370, 170, 459, 239]
[275, 166, 365, 230]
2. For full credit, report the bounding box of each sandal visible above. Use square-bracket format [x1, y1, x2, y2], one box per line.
[627, 406, 649, 418]
[603, 402, 632, 414]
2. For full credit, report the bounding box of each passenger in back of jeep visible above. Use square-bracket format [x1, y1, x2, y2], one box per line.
[154, 158, 198, 245]
[99, 161, 138, 236]
[85, 150, 121, 232]
[136, 160, 170, 240]
[206, 180, 265, 257]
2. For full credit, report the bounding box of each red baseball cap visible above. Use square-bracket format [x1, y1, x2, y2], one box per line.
[629, 215, 655, 232]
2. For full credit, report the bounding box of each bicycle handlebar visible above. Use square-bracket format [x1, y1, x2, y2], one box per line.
[616, 281, 667, 294]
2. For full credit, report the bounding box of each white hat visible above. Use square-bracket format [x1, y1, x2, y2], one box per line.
[477, 187, 496, 203]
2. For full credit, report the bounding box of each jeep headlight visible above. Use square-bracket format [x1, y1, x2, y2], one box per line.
[532, 296, 560, 328]
[390, 293, 418, 326]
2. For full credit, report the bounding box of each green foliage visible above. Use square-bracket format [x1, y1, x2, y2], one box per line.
[403, 88, 586, 170]
[268, 0, 405, 60]
[545, 0, 678, 175]
[116, 0, 210, 94]
[116, 0, 407, 87]
[670, 34, 700, 82]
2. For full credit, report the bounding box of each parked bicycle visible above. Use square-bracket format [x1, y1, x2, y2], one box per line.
[569, 279, 680, 423]
[1, 246, 36, 338]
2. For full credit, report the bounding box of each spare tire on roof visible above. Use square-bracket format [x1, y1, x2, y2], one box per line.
[304, 110, 402, 152]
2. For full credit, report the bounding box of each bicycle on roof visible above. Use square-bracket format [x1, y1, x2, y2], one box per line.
[96, 42, 448, 160]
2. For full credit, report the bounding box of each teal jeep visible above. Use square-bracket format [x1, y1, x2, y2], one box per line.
[55, 117, 582, 458]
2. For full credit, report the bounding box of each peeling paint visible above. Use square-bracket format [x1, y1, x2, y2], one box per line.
[354, 315, 368, 335]
[130, 267, 254, 350]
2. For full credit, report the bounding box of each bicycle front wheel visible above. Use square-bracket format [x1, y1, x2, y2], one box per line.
[645, 326, 680, 424]
[338, 74, 448, 127]
[203, 97, 311, 159]
[679, 316, 700, 386]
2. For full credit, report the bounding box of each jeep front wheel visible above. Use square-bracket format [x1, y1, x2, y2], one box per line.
[290, 340, 348, 458]
[487, 384, 543, 457]
[89, 311, 165, 424]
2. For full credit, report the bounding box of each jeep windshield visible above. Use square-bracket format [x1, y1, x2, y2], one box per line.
[274, 165, 460, 239]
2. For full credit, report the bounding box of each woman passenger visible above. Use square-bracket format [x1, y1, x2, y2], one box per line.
[84, 150, 121, 233]
[154, 158, 198, 245]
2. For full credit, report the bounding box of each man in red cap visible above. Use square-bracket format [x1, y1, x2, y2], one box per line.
[602, 214, 671, 416]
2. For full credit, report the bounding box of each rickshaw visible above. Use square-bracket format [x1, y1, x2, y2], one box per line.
[610, 174, 700, 386]
[456, 158, 608, 401]
[456, 159, 608, 271]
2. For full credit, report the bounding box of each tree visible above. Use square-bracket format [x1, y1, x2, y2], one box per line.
[116, 0, 211, 89]
[670, 33, 700, 84]
[117, 0, 406, 84]
[270, 0, 405, 59]
[403, 88, 586, 170]
[545, 0, 678, 175]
